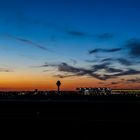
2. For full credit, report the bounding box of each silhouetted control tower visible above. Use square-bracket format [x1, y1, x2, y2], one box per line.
[56, 80, 61, 94]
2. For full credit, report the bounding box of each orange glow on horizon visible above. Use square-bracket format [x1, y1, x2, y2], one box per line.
[0, 72, 140, 91]
[0, 79, 140, 91]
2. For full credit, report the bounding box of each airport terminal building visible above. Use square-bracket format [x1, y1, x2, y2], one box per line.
[76, 87, 112, 95]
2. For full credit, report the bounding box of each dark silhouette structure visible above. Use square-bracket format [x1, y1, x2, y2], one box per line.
[56, 80, 61, 93]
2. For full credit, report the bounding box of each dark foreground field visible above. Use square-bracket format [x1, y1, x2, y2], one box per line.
[0, 95, 140, 138]
[0, 95, 140, 123]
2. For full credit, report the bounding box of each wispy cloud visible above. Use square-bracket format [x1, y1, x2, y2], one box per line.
[38, 62, 108, 80]
[66, 30, 114, 40]
[101, 58, 132, 66]
[91, 62, 124, 73]
[91, 62, 111, 71]
[110, 82, 119, 85]
[66, 30, 87, 37]
[14, 14, 115, 40]
[105, 68, 124, 73]
[117, 58, 132, 66]
[32, 36, 140, 81]
[89, 48, 122, 54]
[101, 58, 113, 62]
[38, 62, 57, 68]
[54, 74, 76, 78]
[37, 60, 140, 81]
[96, 33, 114, 40]
[7, 35, 52, 52]
[10, 12, 115, 41]
[109, 69, 140, 78]
[70, 59, 77, 65]
[13, 13, 115, 42]
[94, 69, 140, 80]
[126, 78, 140, 83]
[0, 68, 13, 72]
[125, 38, 140, 57]
[85, 59, 97, 63]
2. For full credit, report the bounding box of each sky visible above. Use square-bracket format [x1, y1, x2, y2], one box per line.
[0, 0, 140, 90]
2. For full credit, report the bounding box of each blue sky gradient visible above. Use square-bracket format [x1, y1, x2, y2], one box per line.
[0, 0, 140, 90]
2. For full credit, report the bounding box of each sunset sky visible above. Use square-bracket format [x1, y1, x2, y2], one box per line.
[0, 0, 140, 90]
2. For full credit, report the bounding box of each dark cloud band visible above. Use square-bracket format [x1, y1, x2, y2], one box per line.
[89, 48, 122, 54]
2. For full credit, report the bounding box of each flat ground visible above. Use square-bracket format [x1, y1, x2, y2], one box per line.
[0, 96, 140, 138]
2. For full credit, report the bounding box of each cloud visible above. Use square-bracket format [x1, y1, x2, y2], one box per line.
[37, 62, 58, 68]
[39, 62, 123, 80]
[91, 62, 111, 71]
[117, 58, 132, 66]
[110, 82, 119, 85]
[13, 15, 115, 41]
[58, 63, 80, 73]
[11, 14, 115, 42]
[91, 62, 123, 73]
[96, 33, 114, 40]
[109, 69, 140, 78]
[24, 17, 88, 38]
[98, 82, 105, 85]
[9, 13, 115, 41]
[105, 68, 124, 73]
[85, 59, 97, 63]
[45, 23, 114, 40]
[91, 62, 140, 79]
[38, 61, 140, 81]
[7, 35, 52, 52]
[126, 78, 140, 83]
[66, 30, 87, 37]
[54, 74, 76, 78]
[125, 38, 140, 57]
[0, 68, 13, 72]
[100, 58, 133, 66]
[89, 49, 101, 54]
[70, 59, 77, 65]
[101, 58, 113, 62]
[39, 62, 109, 80]
[89, 48, 122, 54]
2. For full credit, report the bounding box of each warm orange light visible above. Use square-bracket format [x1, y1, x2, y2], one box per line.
[0, 72, 140, 91]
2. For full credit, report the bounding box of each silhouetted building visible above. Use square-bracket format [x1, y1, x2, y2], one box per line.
[76, 87, 112, 95]
[34, 89, 38, 95]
